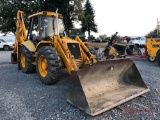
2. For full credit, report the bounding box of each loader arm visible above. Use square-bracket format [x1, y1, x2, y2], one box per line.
[11, 10, 27, 64]
[53, 35, 79, 73]
[14, 10, 27, 53]
[50, 35, 96, 74]
[54, 35, 77, 74]
[75, 36, 97, 64]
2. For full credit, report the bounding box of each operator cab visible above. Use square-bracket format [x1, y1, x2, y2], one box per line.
[27, 11, 65, 44]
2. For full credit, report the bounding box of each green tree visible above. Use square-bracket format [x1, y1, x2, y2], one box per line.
[89, 34, 96, 40]
[145, 28, 160, 38]
[99, 34, 107, 41]
[81, 0, 98, 40]
[0, 0, 17, 34]
[0, 0, 39, 34]
[0, 0, 84, 35]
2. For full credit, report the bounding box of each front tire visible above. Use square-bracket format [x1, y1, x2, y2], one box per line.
[148, 56, 156, 62]
[36, 46, 62, 85]
[3, 45, 10, 51]
[156, 51, 160, 66]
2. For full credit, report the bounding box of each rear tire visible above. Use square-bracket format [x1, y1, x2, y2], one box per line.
[20, 46, 35, 73]
[36, 46, 62, 85]
[3, 45, 10, 51]
[18, 48, 21, 70]
[148, 56, 156, 62]
[156, 51, 160, 66]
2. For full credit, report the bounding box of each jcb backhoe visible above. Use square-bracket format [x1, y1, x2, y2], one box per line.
[11, 10, 149, 116]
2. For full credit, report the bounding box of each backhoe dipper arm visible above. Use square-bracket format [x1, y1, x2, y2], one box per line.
[108, 32, 118, 46]
[14, 10, 27, 53]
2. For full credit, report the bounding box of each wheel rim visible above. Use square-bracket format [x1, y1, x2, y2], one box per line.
[21, 52, 26, 68]
[149, 56, 155, 61]
[38, 55, 48, 77]
[4, 46, 9, 50]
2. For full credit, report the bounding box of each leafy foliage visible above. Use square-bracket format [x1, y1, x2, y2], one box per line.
[98, 34, 107, 41]
[0, 0, 39, 34]
[81, 0, 98, 40]
[89, 35, 96, 40]
[145, 28, 160, 38]
[0, 0, 84, 35]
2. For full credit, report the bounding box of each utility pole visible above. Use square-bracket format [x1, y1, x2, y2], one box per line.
[157, 18, 160, 38]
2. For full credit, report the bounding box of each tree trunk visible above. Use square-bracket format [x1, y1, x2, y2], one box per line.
[88, 30, 90, 41]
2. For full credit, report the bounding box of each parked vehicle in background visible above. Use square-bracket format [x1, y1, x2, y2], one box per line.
[0, 39, 14, 51]
[125, 36, 146, 55]
[128, 36, 146, 47]
[0, 34, 15, 50]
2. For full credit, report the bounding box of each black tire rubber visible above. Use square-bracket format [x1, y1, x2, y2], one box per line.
[3, 45, 10, 51]
[156, 51, 160, 66]
[126, 48, 133, 54]
[135, 44, 139, 48]
[36, 46, 62, 85]
[18, 61, 21, 70]
[148, 56, 156, 62]
[20, 46, 35, 73]
[18, 48, 21, 70]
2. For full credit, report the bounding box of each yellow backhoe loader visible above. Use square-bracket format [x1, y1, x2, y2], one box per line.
[11, 10, 149, 116]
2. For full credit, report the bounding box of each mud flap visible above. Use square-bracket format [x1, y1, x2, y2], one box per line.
[11, 52, 17, 64]
[67, 58, 149, 116]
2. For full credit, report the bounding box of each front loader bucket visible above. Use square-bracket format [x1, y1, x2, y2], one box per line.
[67, 58, 149, 116]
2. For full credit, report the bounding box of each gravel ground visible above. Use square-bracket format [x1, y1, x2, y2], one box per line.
[0, 51, 160, 120]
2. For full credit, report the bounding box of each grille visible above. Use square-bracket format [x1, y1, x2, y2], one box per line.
[67, 43, 81, 59]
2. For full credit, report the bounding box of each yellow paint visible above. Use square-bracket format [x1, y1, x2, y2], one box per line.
[146, 38, 160, 57]
[21, 40, 36, 52]
[38, 55, 48, 77]
[28, 11, 63, 19]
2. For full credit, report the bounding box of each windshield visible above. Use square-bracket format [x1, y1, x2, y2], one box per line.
[0, 39, 6, 43]
[41, 16, 65, 36]
[56, 19, 65, 34]
[135, 37, 141, 40]
[141, 37, 146, 40]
